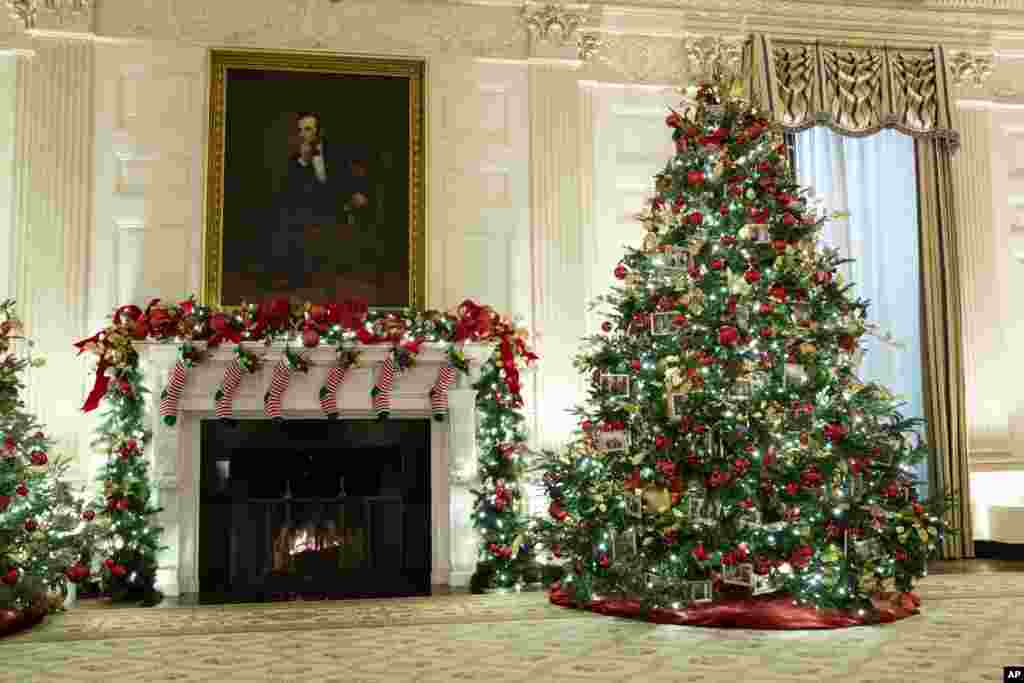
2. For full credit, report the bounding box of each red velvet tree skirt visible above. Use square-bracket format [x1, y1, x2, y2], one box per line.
[549, 586, 919, 629]
[0, 600, 48, 639]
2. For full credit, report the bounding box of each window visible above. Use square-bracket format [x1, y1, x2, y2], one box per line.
[793, 128, 927, 495]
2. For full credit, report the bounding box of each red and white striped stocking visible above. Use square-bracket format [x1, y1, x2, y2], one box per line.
[371, 356, 397, 420]
[159, 360, 188, 427]
[319, 364, 350, 419]
[263, 356, 296, 421]
[215, 359, 243, 421]
[430, 363, 458, 421]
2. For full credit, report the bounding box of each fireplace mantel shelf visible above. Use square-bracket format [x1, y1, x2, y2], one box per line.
[136, 342, 488, 597]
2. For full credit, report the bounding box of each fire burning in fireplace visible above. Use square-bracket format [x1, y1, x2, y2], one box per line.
[271, 521, 365, 573]
[288, 526, 342, 556]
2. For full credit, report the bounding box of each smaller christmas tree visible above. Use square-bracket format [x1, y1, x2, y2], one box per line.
[85, 351, 165, 606]
[0, 300, 97, 619]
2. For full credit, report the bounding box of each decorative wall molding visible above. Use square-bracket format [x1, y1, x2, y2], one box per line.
[6, 0, 91, 32]
[520, 2, 603, 62]
[969, 449, 1024, 471]
[949, 50, 996, 87]
[684, 34, 746, 83]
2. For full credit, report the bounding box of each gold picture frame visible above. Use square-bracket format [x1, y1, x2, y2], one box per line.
[203, 49, 426, 310]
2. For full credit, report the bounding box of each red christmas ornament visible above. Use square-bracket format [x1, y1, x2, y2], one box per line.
[103, 559, 115, 570]
[614, 263, 628, 280]
[824, 422, 847, 442]
[630, 359, 642, 371]
[687, 170, 705, 186]
[14, 483, 28, 497]
[112, 564, 128, 577]
[772, 239, 788, 253]
[744, 269, 761, 284]
[692, 543, 709, 561]
[784, 481, 800, 496]
[115, 498, 130, 511]
[688, 211, 704, 226]
[719, 204, 729, 216]
[656, 458, 676, 477]
[548, 501, 568, 521]
[749, 207, 770, 224]
[0, 495, 9, 513]
[895, 549, 908, 562]
[82, 510, 96, 521]
[24, 519, 37, 532]
[601, 321, 612, 333]
[301, 326, 321, 348]
[710, 258, 725, 270]
[718, 326, 739, 346]
[814, 271, 833, 285]
[673, 314, 688, 327]
[65, 563, 90, 583]
[2, 569, 18, 585]
[30, 450, 48, 466]
[655, 434, 670, 450]
[2, 436, 15, 454]
[759, 302, 773, 314]
[581, 419, 592, 431]
[768, 285, 787, 302]
[782, 213, 797, 226]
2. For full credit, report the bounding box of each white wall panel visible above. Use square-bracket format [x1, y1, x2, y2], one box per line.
[588, 85, 678, 333]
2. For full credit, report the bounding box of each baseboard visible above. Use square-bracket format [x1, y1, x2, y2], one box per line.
[974, 540, 1024, 560]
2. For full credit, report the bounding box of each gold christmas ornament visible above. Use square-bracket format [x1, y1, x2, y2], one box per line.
[642, 228, 660, 254]
[642, 485, 673, 513]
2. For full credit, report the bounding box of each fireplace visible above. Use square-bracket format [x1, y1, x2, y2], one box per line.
[136, 342, 492, 599]
[198, 419, 430, 602]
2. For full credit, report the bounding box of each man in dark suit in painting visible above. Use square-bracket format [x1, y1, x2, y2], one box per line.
[272, 111, 371, 293]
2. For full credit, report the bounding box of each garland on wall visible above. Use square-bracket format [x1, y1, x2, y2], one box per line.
[74, 296, 539, 600]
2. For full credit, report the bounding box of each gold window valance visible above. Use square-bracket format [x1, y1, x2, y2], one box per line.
[745, 35, 959, 152]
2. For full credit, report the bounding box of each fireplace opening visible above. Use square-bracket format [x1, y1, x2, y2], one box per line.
[198, 418, 431, 603]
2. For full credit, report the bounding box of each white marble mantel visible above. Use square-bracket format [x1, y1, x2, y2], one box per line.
[136, 341, 491, 597]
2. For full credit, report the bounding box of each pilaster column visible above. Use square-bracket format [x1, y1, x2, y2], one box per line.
[447, 385, 478, 586]
[951, 105, 1005, 458]
[528, 63, 593, 449]
[10, 32, 96, 485]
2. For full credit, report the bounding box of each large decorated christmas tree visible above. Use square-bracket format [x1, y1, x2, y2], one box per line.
[531, 77, 954, 624]
[0, 300, 97, 630]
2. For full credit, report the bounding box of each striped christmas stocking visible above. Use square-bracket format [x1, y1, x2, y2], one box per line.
[159, 359, 189, 427]
[214, 359, 244, 422]
[319, 364, 350, 419]
[370, 355, 397, 421]
[264, 350, 309, 421]
[429, 363, 458, 421]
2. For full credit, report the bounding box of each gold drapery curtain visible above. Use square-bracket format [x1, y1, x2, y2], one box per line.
[915, 140, 973, 559]
[745, 35, 960, 150]
[745, 35, 973, 559]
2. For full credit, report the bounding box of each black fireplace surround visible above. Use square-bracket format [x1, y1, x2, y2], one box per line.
[199, 418, 431, 603]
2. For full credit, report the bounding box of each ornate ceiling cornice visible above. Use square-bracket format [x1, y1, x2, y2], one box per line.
[470, 0, 1024, 48]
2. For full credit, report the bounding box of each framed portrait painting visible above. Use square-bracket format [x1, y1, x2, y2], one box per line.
[204, 49, 426, 309]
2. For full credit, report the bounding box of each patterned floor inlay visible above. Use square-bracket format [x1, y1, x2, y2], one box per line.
[1, 573, 1022, 682]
